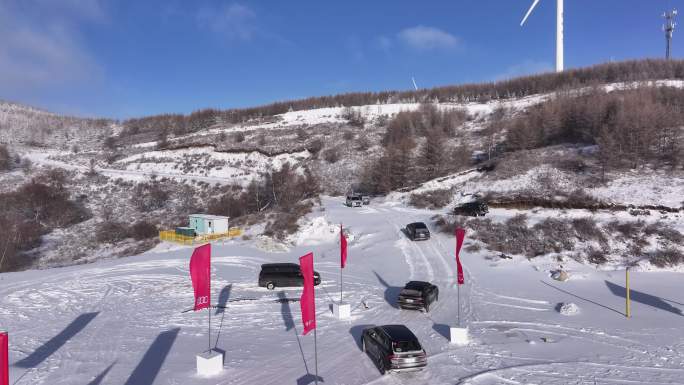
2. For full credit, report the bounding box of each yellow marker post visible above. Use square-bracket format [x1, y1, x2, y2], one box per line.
[626, 267, 631, 318]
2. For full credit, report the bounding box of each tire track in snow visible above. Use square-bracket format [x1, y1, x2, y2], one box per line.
[457, 360, 684, 385]
[380, 208, 435, 282]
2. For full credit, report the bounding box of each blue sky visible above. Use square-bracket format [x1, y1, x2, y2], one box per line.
[0, 0, 681, 118]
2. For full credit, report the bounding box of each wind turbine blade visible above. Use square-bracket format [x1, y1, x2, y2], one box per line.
[520, 0, 541, 26]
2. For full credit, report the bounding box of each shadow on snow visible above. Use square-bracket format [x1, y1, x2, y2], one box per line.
[15, 312, 99, 368]
[123, 328, 180, 385]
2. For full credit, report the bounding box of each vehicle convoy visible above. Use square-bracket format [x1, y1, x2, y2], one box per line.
[405, 222, 430, 241]
[362, 325, 428, 374]
[345, 194, 363, 207]
[453, 200, 489, 217]
[346, 192, 371, 207]
[397, 281, 439, 312]
[258, 263, 321, 290]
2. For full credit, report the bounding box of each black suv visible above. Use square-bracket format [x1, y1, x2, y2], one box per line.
[397, 281, 439, 312]
[405, 222, 430, 241]
[362, 325, 427, 374]
[453, 201, 488, 217]
[258, 263, 321, 290]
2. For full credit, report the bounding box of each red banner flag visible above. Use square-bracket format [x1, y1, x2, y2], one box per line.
[340, 225, 347, 269]
[1, 331, 7, 385]
[455, 228, 465, 285]
[299, 252, 316, 335]
[190, 243, 211, 311]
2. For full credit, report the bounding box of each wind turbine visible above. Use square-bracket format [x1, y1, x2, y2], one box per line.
[520, 0, 564, 72]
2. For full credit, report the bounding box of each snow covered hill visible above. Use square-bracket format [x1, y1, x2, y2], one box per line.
[1, 75, 683, 271]
[3, 197, 684, 384]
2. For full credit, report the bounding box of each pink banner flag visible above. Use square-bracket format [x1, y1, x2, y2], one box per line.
[190, 244, 211, 311]
[1, 331, 7, 385]
[299, 252, 316, 335]
[340, 225, 347, 269]
[455, 228, 466, 285]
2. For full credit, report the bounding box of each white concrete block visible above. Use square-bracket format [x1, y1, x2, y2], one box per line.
[449, 327, 469, 345]
[332, 302, 351, 319]
[196, 349, 224, 376]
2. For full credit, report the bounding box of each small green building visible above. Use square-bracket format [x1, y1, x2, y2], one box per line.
[188, 214, 230, 235]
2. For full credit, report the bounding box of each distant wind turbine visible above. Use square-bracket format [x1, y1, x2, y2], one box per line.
[520, 0, 564, 72]
[411, 77, 418, 91]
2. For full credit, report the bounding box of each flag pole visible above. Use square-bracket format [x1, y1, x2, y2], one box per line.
[314, 327, 319, 385]
[340, 264, 343, 303]
[208, 307, 211, 352]
[340, 223, 343, 303]
[457, 280, 461, 327]
[626, 267, 631, 318]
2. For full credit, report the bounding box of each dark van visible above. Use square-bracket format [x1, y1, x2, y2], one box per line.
[258, 263, 321, 290]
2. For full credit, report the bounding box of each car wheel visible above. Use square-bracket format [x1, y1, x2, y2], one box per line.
[425, 302, 430, 313]
[266, 282, 275, 290]
[378, 358, 386, 375]
[362, 339, 366, 352]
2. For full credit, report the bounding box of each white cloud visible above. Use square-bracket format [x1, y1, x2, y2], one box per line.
[374, 36, 393, 51]
[0, 1, 102, 94]
[197, 3, 257, 41]
[398, 26, 461, 51]
[495, 60, 554, 80]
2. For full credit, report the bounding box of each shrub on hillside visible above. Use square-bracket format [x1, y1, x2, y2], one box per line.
[0, 144, 11, 171]
[572, 217, 608, 245]
[307, 138, 323, 157]
[209, 163, 320, 219]
[0, 172, 91, 272]
[130, 182, 170, 212]
[587, 247, 608, 265]
[644, 221, 684, 245]
[409, 189, 452, 209]
[131, 221, 158, 240]
[341, 107, 366, 127]
[323, 148, 340, 163]
[263, 202, 313, 240]
[650, 248, 684, 268]
[96, 220, 130, 243]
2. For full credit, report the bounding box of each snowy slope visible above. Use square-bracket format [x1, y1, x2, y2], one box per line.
[3, 197, 684, 385]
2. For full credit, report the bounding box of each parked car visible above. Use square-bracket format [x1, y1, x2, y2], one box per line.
[362, 325, 427, 374]
[405, 222, 430, 241]
[345, 194, 363, 207]
[453, 200, 488, 217]
[397, 281, 439, 312]
[258, 263, 321, 290]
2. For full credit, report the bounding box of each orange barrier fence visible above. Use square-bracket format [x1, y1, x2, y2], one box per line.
[159, 227, 242, 245]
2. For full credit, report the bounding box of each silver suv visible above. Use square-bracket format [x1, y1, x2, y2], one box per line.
[362, 325, 427, 374]
[345, 194, 363, 207]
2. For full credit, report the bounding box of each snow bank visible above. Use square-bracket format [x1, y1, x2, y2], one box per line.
[558, 302, 580, 316]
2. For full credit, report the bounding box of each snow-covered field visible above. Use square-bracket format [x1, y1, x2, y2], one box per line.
[3, 196, 684, 385]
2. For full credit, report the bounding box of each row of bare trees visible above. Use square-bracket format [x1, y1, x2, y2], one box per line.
[361, 106, 472, 194]
[505, 86, 683, 169]
[117, 59, 684, 140]
[208, 163, 320, 218]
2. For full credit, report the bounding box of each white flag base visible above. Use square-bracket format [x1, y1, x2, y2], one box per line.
[449, 327, 469, 345]
[332, 302, 351, 319]
[196, 349, 224, 376]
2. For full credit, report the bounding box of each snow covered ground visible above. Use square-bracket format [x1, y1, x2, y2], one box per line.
[3, 196, 684, 385]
